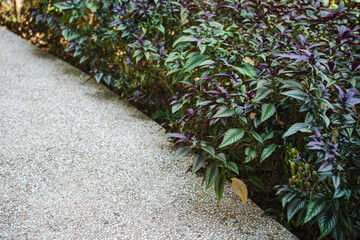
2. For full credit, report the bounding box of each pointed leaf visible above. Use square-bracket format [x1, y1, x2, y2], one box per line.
[54, 2, 73, 10]
[231, 64, 257, 77]
[260, 103, 276, 123]
[183, 54, 209, 72]
[282, 192, 297, 208]
[244, 146, 257, 163]
[303, 200, 326, 224]
[287, 198, 305, 221]
[193, 154, 206, 174]
[260, 144, 277, 163]
[201, 145, 215, 157]
[248, 130, 263, 143]
[227, 162, 239, 175]
[318, 206, 337, 238]
[215, 171, 226, 203]
[94, 72, 103, 83]
[205, 162, 219, 189]
[283, 123, 312, 138]
[172, 103, 183, 113]
[172, 35, 198, 47]
[219, 128, 245, 148]
[332, 225, 346, 240]
[231, 178, 248, 205]
[173, 147, 191, 160]
[332, 173, 340, 190]
[212, 107, 234, 119]
[282, 90, 308, 101]
[253, 87, 273, 102]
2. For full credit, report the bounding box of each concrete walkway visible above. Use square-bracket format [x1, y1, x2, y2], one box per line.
[0, 28, 296, 239]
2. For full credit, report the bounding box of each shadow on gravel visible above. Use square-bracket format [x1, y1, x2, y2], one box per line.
[31, 47, 56, 60]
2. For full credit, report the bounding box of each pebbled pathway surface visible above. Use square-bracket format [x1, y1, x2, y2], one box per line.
[0, 28, 296, 240]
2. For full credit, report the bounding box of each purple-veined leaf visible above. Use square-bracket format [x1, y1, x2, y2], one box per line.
[173, 147, 192, 161]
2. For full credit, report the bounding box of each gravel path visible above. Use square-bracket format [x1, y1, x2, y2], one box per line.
[0, 28, 296, 240]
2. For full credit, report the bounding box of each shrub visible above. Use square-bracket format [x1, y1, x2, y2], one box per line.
[166, 1, 360, 239]
[1, 0, 359, 239]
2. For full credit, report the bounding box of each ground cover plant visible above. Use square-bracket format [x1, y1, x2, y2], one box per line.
[1, 0, 359, 239]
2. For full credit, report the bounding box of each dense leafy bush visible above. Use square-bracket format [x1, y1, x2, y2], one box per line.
[1, 0, 359, 239]
[165, 1, 360, 239]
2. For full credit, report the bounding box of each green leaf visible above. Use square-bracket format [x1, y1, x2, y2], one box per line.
[214, 171, 226, 203]
[260, 103, 276, 123]
[332, 225, 346, 240]
[253, 87, 273, 102]
[87, 2, 98, 12]
[296, 208, 307, 226]
[219, 128, 245, 148]
[321, 112, 330, 128]
[214, 153, 226, 163]
[227, 162, 239, 175]
[199, 59, 215, 67]
[287, 198, 305, 221]
[182, 54, 209, 73]
[206, 162, 219, 189]
[282, 193, 297, 208]
[94, 72, 103, 83]
[332, 173, 340, 190]
[157, 24, 165, 34]
[280, 80, 304, 90]
[103, 75, 112, 86]
[193, 154, 205, 173]
[166, 52, 179, 63]
[199, 44, 206, 54]
[317, 70, 331, 83]
[282, 90, 308, 101]
[244, 146, 257, 163]
[54, 2, 73, 10]
[172, 35, 198, 47]
[320, 98, 334, 109]
[116, 24, 126, 31]
[231, 64, 257, 77]
[212, 107, 234, 119]
[248, 130, 263, 144]
[283, 123, 312, 138]
[318, 206, 337, 238]
[201, 144, 215, 157]
[172, 103, 183, 113]
[334, 188, 345, 198]
[303, 200, 326, 224]
[339, 210, 353, 232]
[260, 144, 277, 163]
[79, 55, 88, 64]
